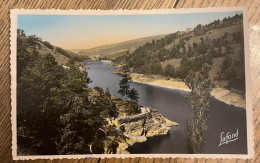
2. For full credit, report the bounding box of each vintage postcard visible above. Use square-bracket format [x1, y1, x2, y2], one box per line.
[10, 7, 254, 160]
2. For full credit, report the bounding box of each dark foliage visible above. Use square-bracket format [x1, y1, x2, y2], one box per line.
[42, 41, 54, 50]
[118, 74, 132, 100]
[17, 33, 118, 155]
[185, 64, 212, 153]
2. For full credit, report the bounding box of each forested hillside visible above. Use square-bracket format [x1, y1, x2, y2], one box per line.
[113, 14, 245, 91]
[16, 30, 123, 155]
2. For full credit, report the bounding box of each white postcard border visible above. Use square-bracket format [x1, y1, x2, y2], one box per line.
[10, 7, 254, 160]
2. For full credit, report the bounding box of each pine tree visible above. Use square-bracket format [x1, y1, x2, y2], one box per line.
[128, 88, 139, 102]
[118, 74, 131, 100]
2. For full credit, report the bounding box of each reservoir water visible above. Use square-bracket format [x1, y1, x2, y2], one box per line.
[85, 61, 247, 154]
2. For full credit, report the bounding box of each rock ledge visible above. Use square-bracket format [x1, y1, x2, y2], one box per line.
[115, 107, 178, 154]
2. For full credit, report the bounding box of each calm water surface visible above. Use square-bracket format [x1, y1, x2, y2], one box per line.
[85, 61, 247, 154]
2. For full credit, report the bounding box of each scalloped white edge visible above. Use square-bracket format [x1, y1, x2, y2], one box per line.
[10, 7, 254, 160]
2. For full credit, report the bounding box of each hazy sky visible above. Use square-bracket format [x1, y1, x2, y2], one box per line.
[18, 11, 242, 50]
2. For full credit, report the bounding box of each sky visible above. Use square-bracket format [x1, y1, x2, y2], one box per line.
[18, 11, 242, 50]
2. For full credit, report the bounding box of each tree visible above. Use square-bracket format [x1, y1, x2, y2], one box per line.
[150, 62, 163, 75]
[94, 87, 118, 118]
[200, 37, 204, 46]
[164, 64, 175, 77]
[17, 29, 26, 37]
[27, 35, 41, 50]
[43, 41, 54, 50]
[222, 55, 232, 71]
[217, 47, 222, 57]
[187, 43, 194, 57]
[223, 32, 228, 39]
[152, 39, 155, 46]
[185, 63, 212, 154]
[217, 49, 245, 91]
[193, 42, 198, 50]
[128, 88, 139, 102]
[176, 56, 191, 79]
[236, 31, 242, 43]
[225, 43, 233, 54]
[118, 74, 131, 100]
[232, 32, 237, 41]
[56, 47, 69, 57]
[57, 101, 106, 154]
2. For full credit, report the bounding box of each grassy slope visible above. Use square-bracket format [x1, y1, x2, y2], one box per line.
[76, 34, 166, 59]
[36, 42, 70, 65]
[32, 41, 87, 65]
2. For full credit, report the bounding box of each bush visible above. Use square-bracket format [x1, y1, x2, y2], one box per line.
[42, 41, 54, 50]
[56, 47, 69, 57]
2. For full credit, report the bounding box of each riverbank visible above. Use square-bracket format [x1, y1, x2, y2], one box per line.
[131, 73, 245, 109]
[112, 68, 246, 109]
[211, 87, 246, 108]
[130, 73, 190, 92]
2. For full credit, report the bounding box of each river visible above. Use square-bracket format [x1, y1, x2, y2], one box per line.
[85, 61, 247, 154]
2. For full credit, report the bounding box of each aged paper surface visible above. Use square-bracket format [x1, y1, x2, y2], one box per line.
[10, 7, 254, 160]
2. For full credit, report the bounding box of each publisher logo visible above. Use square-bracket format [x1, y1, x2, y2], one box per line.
[219, 129, 238, 146]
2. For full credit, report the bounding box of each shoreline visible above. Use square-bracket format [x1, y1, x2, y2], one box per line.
[211, 87, 246, 109]
[131, 73, 246, 109]
[130, 73, 191, 92]
[112, 68, 246, 109]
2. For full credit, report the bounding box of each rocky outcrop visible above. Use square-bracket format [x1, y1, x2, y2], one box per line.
[115, 107, 178, 154]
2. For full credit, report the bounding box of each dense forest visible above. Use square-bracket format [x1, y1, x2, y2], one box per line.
[113, 14, 245, 91]
[16, 30, 133, 155]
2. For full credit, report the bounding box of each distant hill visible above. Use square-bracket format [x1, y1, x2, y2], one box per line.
[17, 29, 89, 65]
[113, 14, 245, 91]
[75, 34, 166, 59]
